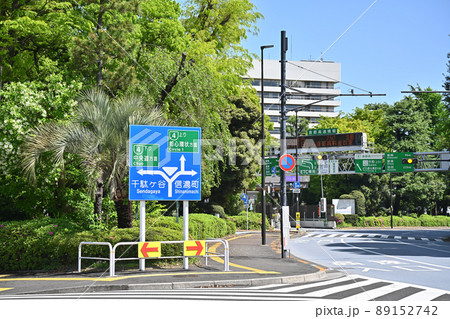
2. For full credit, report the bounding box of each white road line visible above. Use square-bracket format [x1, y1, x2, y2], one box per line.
[400, 288, 449, 301]
[340, 238, 450, 270]
[273, 276, 364, 293]
[303, 278, 380, 297]
[340, 282, 404, 301]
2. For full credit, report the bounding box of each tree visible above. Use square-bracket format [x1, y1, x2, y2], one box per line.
[0, 1, 74, 90]
[129, 0, 263, 200]
[287, 115, 309, 137]
[21, 88, 171, 228]
[0, 75, 82, 220]
[208, 88, 261, 212]
[383, 96, 432, 152]
[408, 86, 450, 151]
[70, 0, 140, 96]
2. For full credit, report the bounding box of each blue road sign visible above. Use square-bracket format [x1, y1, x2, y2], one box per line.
[293, 182, 301, 189]
[279, 154, 296, 171]
[129, 125, 201, 201]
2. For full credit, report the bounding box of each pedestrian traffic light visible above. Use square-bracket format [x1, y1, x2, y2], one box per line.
[316, 154, 328, 160]
[319, 197, 327, 213]
[401, 158, 418, 164]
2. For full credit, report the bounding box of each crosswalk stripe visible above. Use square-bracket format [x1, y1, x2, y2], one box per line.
[272, 276, 357, 293]
[300, 232, 444, 242]
[401, 288, 450, 301]
[302, 278, 379, 297]
[373, 286, 424, 301]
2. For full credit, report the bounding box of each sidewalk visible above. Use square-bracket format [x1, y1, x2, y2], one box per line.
[0, 231, 329, 295]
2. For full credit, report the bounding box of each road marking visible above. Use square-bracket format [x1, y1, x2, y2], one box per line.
[208, 235, 279, 274]
[0, 288, 13, 292]
[340, 238, 450, 270]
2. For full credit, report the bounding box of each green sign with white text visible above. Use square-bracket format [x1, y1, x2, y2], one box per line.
[265, 157, 280, 176]
[355, 154, 383, 173]
[385, 152, 414, 173]
[297, 159, 318, 175]
[132, 144, 159, 167]
[307, 128, 338, 135]
[168, 130, 199, 153]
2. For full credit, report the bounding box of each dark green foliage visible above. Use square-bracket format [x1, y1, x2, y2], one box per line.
[343, 214, 359, 226]
[0, 213, 235, 271]
[227, 211, 268, 230]
[340, 190, 366, 216]
[188, 214, 228, 239]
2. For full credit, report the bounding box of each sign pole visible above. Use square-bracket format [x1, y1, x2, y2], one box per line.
[280, 30, 288, 259]
[183, 200, 189, 270]
[139, 200, 146, 271]
[390, 173, 393, 229]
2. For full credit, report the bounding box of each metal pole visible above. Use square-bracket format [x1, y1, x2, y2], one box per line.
[321, 175, 324, 198]
[390, 173, 393, 229]
[280, 30, 288, 259]
[183, 200, 189, 269]
[139, 200, 145, 271]
[260, 44, 273, 246]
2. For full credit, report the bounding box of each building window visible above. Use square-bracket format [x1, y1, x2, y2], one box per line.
[264, 92, 280, 99]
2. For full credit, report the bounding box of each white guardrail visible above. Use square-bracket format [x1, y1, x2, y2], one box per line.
[78, 239, 229, 277]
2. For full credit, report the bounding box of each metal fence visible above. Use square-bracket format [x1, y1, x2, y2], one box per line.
[78, 239, 229, 277]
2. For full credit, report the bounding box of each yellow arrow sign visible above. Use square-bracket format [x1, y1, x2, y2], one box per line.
[184, 240, 206, 256]
[138, 242, 161, 258]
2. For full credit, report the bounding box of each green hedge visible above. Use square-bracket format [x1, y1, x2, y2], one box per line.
[227, 211, 268, 230]
[0, 213, 234, 272]
[334, 214, 450, 228]
[419, 214, 450, 227]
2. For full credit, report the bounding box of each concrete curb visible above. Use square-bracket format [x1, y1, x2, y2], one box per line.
[20, 270, 327, 295]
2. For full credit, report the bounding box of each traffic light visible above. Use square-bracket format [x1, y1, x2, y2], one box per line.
[315, 154, 328, 160]
[401, 158, 418, 164]
[319, 197, 327, 213]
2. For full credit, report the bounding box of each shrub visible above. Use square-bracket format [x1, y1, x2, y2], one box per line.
[340, 191, 366, 216]
[419, 214, 450, 227]
[343, 214, 359, 226]
[188, 214, 229, 239]
[228, 211, 268, 230]
[335, 213, 345, 226]
[0, 212, 236, 272]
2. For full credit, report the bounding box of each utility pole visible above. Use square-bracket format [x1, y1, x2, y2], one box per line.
[260, 44, 274, 245]
[280, 30, 288, 259]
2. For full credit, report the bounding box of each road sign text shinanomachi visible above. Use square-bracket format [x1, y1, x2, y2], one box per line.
[129, 125, 201, 201]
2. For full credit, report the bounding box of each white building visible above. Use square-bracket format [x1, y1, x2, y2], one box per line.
[246, 59, 341, 138]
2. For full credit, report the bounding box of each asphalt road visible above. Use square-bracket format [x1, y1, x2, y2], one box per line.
[290, 228, 450, 291]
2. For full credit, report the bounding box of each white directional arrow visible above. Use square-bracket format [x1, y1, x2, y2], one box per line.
[137, 156, 198, 197]
[180, 154, 186, 172]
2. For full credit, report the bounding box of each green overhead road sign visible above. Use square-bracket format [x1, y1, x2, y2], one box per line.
[385, 152, 414, 173]
[307, 128, 338, 135]
[355, 153, 383, 173]
[265, 157, 280, 176]
[297, 159, 318, 175]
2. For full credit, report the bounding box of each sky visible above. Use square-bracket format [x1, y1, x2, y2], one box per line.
[242, 0, 450, 114]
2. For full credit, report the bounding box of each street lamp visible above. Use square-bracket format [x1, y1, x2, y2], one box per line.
[260, 44, 274, 246]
